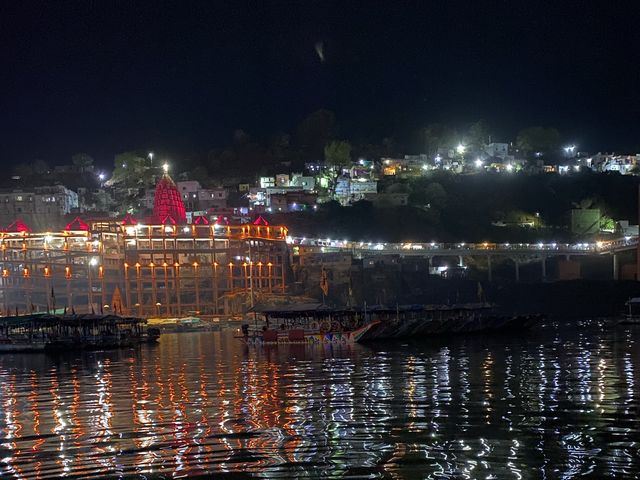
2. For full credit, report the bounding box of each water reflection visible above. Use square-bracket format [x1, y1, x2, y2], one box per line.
[0, 323, 638, 478]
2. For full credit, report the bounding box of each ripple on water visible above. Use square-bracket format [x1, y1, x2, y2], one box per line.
[0, 325, 639, 478]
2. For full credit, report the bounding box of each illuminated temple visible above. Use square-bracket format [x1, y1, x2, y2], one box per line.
[0, 173, 289, 316]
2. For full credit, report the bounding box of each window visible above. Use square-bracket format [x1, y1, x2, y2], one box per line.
[16, 196, 23, 201]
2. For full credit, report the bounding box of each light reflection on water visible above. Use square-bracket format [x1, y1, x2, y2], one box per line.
[0, 322, 638, 478]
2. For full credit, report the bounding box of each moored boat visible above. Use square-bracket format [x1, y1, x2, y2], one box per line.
[147, 316, 215, 332]
[236, 303, 542, 346]
[0, 336, 46, 352]
[0, 313, 160, 352]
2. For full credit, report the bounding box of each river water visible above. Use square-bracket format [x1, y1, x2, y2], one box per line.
[0, 321, 639, 479]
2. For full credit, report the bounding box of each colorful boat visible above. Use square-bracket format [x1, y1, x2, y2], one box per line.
[236, 303, 542, 345]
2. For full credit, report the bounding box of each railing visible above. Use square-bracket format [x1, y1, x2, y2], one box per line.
[288, 236, 639, 255]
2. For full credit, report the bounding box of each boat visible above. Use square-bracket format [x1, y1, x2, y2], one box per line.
[235, 303, 542, 346]
[147, 316, 214, 332]
[0, 336, 46, 352]
[0, 313, 160, 352]
[618, 297, 640, 325]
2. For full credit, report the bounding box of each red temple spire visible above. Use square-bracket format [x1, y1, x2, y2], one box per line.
[153, 173, 186, 224]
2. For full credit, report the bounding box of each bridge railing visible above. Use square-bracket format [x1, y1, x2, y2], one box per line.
[290, 236, 639, 254]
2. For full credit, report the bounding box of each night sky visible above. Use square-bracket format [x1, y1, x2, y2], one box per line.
[2, 1, 640, 166]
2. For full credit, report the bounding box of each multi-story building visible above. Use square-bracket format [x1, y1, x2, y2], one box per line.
[270, 191, 318, 212]
[484, 143, 509, 159]
[289, 173, 315, 191]
[0, 185, 79, 229]
[589, 153, 639, 174]
[335, 177, 377, 205]
[260, 177, 276, 188]
[0, 173, 289, 317]
[275, 174, 290, 187]
[174, 181, 229, 212]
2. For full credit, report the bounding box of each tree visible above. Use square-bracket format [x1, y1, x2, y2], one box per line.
[71, 153, 94, 172]
[516, 127, 560, 156]
[110, 151, 154, 188]
[13, 163, 33, 178]
[31, 159, 49, 175]
[296, 109, 337, 159]
[466, 120, 490, 150]
[408, 181, 448, 209]
[422, 123, 456, 157]
[323, 140, 352, 196]
[324, 140, 352, 169]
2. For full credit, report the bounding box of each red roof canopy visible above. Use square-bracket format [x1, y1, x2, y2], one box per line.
[4, 219, 31, 233]
[122, 213, 138, 225]
[193, 215, 210, 225]
[64, 217, 90, 231]
[161, 215, 177, 225]
[253, 215, 270, 226]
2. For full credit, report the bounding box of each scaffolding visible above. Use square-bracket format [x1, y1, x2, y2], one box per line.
[0, 221, 290, 317]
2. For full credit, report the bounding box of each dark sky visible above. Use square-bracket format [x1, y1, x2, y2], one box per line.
[2, 1, 640, 167]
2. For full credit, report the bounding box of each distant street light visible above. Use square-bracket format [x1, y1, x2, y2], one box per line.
[456, 144, 466, 155]
[162, 162, 169, 173]
[475, 158, 483, 168]
[506, 163, 514, 172]
[98, 173, 105, 181]
[564, 145, 576, 159]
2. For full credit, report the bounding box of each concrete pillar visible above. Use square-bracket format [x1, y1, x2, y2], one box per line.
[541, 255, 547, 281]
[458, 255, 464, 267]
[613, 253, 619, 280]
[487, 255, 492, 282]
[514, 259, 520, 282]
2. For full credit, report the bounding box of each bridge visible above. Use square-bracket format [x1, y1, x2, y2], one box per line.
[289, 236, 640, 281]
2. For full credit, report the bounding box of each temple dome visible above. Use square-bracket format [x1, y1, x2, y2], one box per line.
[153, 173, 186, 224]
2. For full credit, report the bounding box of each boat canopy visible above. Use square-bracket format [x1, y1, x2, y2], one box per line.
[253, 302, 493, 317]
[0, 314, 145, 327]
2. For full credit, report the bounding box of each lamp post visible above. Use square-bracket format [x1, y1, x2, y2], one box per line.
[174, 262, 181, 316]
[213, 262, 219, 314]
[193, 261, 200, 313]
[163, 262, 169, 317]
